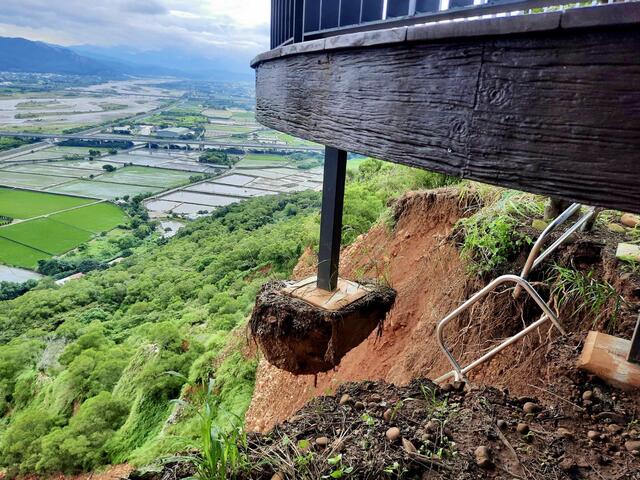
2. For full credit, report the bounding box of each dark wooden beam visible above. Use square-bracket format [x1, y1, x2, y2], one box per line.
[318, 146, 347, 292]
[254, 20, 640, 213]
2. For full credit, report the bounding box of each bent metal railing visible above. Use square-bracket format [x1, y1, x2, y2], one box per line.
[271, 0, 619, 48]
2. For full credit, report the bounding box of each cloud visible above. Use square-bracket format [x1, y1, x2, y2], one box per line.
[0, 0, 270, 69]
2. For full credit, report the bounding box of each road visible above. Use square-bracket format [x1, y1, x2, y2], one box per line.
[0, 131, 324, 152]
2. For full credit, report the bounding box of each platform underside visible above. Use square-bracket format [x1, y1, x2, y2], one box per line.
[253, 6, 640, 213]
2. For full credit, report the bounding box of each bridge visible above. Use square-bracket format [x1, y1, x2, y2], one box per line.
[0, 131, 324, 152]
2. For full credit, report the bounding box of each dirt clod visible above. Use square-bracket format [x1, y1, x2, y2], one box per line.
[516, 423, 530, 435]
[250, 280, 396, 374]
[523, 402, 540, 414]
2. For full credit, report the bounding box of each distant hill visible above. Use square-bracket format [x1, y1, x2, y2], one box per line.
[0, 37, 118, 76]
[0, 36, 253, 80]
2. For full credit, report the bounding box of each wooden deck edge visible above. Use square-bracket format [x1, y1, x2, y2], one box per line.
[251, 2, 640, 68]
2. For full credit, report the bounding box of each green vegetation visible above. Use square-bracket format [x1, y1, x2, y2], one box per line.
[0, 136, 33, 152]
[550, 265, 623, 332]
[199, 150, 236, 167]
[0, 160, 455, 476]
[455, 190, 543, 276]
[0, 187, 92, 219]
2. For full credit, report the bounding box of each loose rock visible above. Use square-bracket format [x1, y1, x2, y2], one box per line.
[354, 401, 365, 410]
[315, 437, 329, 448]
[625, 440, 640, 452]
[386, 427, 401, 442]
[607, 223, 627, 234]
[621, 213, 640, 228]
[474, 445, 493, 469]
[588, 430, 601, 441]
[523, 402, 540, 414]
[383, 408, 392, 422]
[517, 423, 530, 435]
[606, 424, 623, 435]
[271, 473, 285, 480]
[559, 457, 576, 472]
[582, 390, 594, 401]
[557, 427, 574, 440]
[339, 394, 351, 406]
[402, 438, 417, 454]
[496, 419, 507, 430]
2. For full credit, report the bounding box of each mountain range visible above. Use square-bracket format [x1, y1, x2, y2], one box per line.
[0, 36, 253, 80]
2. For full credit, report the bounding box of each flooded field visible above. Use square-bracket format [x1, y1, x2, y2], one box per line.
[146, 167, 323, 218]
[0, 265, 44, 283]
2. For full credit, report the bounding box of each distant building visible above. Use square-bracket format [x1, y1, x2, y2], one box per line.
[156, 127, 193, 139]
[112, 125, 132, 135]
[55, 272, 85, 286]
[137, 125, 156, 136]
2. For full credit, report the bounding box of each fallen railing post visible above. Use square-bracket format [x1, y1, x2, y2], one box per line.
[628, 314, 640, 365]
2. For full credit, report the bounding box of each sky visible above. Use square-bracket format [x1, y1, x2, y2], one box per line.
[0, 0, 271, 67]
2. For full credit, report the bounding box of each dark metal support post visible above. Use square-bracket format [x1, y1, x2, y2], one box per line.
[628, 314, 640, 364]
[293, 0, 304, 43]
[317, 146, 347, 292]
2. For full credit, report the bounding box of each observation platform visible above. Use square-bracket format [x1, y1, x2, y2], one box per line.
[253, 0, 640, 214]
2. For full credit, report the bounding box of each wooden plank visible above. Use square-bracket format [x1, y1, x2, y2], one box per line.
[255, 26, 640, 213]
[577, 331, 640, 391]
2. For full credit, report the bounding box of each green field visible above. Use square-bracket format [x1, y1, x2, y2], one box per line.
[51, 202, 128, 233]
[0, 187, 92, 219]
[0, 188, 128, 268]
[0, 170, 71, 189]
[0, 218, 92, 255]
[47, 180, 162, 199]
[0, 237, 51, 269]
[97, 166, 193, 188]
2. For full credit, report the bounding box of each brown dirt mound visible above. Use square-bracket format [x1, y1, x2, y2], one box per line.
[134, 376, 640, 479]
[245, 188, 640, 433]
[250, 281, 396, 375]
[241, 376, 640, 479]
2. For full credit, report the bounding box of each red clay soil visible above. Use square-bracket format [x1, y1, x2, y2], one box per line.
[245, 188, 640, 433]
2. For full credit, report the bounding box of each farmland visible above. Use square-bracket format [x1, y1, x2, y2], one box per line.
[0, 188, 127, 269]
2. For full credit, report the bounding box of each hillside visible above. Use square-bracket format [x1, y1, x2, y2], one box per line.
[247, 188, 640, 430]
[0, 160, 453, 476]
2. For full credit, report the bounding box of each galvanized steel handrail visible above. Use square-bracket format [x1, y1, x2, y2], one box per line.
[435, 274, 566, 383]
[513, 204, 597, 298]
